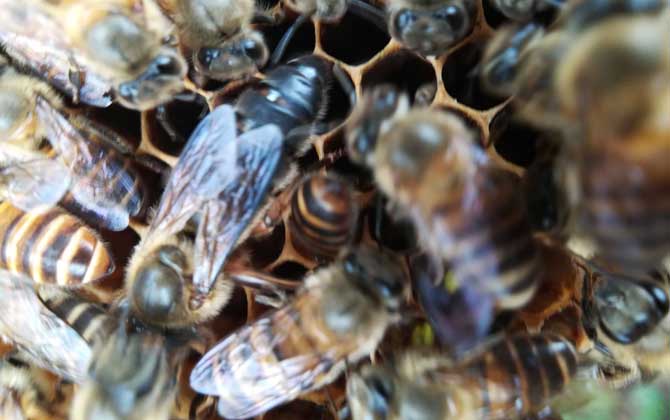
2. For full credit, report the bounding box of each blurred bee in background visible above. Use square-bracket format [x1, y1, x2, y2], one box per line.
[50, 0, 187, 110]
[71, 330, 177, 420]
[0, 356, 72, 420]
[190, 246, 406, 419]
[0, 203, 115, 285]
[284, 0, 349, 21]
[488, 0, 564, 22]
[347, 333, 578, 420]
[0, 69, 150, 231]
[0, 270, 116, 383]
[348, 97, 541, 313]
[0, 0, 113, 107]
[555, 12, 670, 270]
[125, 104, 283, 328]
[386, 0, 477, 56]
[154, 0, 269, 81]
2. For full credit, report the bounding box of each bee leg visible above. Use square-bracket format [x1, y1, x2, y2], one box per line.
[373, 193, 385, 245]
[348, 0, 388, 34]
[269, 14, 311, 66]
[66, 55, 83, 104]
[254, 288, 289, 308]
[156, 105, 185, 144]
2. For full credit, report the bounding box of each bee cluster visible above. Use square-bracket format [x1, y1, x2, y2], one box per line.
[0, 0, 668, 419]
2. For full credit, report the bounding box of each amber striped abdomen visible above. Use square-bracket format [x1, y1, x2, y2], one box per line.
[0, 202, 114, 285]
[288, 173, 357, 262]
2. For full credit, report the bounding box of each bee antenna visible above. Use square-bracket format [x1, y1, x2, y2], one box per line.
[269, 14, 310, 67]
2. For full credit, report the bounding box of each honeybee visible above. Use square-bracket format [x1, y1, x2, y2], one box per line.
[386, 0, 477, 56]
[71, 330, 177, 420]
[52, 0, 187, 110]
[155, 0, 269, 81]
[125, 104, 283, 328]
[287, 173, 359, 263]
[555, 13, 670, 269]
[0, 0, 113, 107]
[347, 333, 578, 420]
[0, 270, 116, 383]
[0, 356, 72, 420]
[190, 245, 406, 419]
[0, 203, 115, 285]
[350, 101, 541, 311]
[0, 71, 149, 231]
[284, 0, 349, 21]
[480, 21, 545, 98]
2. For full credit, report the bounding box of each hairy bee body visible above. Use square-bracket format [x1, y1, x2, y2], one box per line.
[371, 109, 540, 310]
[348, 334, 578, 420]
[288, 173, 357, 262]
[190, 246, 405, 419]
[0, 202, 114, 285]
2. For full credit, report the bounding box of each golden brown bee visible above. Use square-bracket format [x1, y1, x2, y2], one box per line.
[125, 104, 282, 328]
[52, 0, 187, 110]
[386, 0, 477, 56]
[287, 173, 359, 263]
[285, 0, 349, 21]
[156, 0, 269, 81]
[555, 13, 670, 269]
[350, 102, 541, 311]
[0, 270, 116, 382]
[347, 334, 578, 420]
[0, 203, 115, 286]
[0, 0, 113, 107]
[190, 245, 406, 419]
[71, 330, 177, 420]
[0, 356, 72, 420]
[0, 71, 149, 231]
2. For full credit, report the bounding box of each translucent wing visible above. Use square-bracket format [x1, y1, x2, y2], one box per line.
[192, 123, 283, 300]
[147, 105, 240, 239]
[35, 97, 137, 230]
[0, 270, 92, 383]
[0, 0, 112, 106]
[0, 144, 70, 212]
[190, 303, 337, 419]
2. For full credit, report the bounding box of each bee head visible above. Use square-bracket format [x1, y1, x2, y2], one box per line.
[193, 32, 268, 81]
[343, 246, 405, 312]
[116, 51, 186, 110]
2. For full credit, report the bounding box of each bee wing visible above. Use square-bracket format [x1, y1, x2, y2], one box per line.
[192, 123, 283, 299]
[35, 97, 132, 230]
[190, 305, 336, 419]
[0, 389, 24, 420]
[0, 145, 71, 212]
[0, 0, 112, 107]
[147, 105, 240, 239]
[0, 270, 91, 383]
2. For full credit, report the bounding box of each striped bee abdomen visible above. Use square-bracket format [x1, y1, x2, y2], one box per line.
[464, 334, 577, 419]
[38, 287, 115, 345]
[434, 168, 541, 310]
[0, 202, 114, 285]
[288, 174, 357, 262]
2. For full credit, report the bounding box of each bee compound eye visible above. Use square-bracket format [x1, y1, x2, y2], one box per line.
[241, 38, 267, 63]
[393, 9, 418, 34]
[132, 264, 182, 322]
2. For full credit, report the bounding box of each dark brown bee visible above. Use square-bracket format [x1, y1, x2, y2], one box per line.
[0, 0, 113, 107]
[155, 0, 269, 81]
[190, 246, 406, 419]
[349, 101, 541, 311]
[0, 203, 115, 286]
[287, 173, 358, 263]
[71, 331, 177, 420]
[0, 270, 116, 383]
[347, 334, 578, 420]
[386, 0, 477, 56]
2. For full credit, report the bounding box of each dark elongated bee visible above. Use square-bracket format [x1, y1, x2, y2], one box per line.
[347, 333, 578, 420]
[0, 270, 116, 383]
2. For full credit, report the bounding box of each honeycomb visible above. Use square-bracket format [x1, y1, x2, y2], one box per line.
[1, 0, 597, 419]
